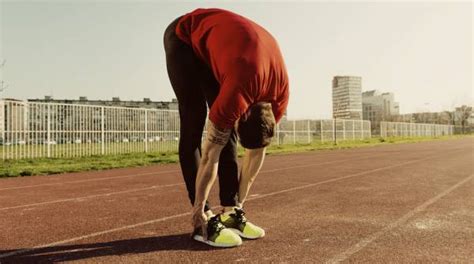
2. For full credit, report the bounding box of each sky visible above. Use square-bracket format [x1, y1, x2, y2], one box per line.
[0, 0, 472, 119]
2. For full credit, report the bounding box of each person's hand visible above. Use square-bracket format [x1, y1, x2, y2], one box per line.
[192, 206, 208, 239]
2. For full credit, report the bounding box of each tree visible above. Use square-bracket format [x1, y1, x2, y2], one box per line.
[456, 105, 473, 134]
[443, 111, 456, 126]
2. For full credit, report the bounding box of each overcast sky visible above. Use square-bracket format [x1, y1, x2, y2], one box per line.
[0, 0, 472, 118]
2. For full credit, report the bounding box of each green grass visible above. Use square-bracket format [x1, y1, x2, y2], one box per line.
[264, 135, 471, 155]
[0, 141, 179, 159]
[0, 135, 471, 178]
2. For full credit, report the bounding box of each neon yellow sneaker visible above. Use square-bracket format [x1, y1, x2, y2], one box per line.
[192, 215, 242, 247]
[219, 207, 265, 239]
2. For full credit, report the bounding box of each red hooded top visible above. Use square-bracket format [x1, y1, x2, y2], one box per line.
[176, 8, 289, 129]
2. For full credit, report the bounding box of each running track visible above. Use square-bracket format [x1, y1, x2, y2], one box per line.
[0, 138, 472, 263]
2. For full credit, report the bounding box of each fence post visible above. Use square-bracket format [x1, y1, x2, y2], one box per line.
[360, 120, 364, 139]
[367, 121, 372, 139]
[1, 100, 4, 160]
[363, 120, 367, 139]
[352, 120, 355, 140]
[293, 120, 296, 144]
[307, 120, 310, 144]
[342, 119, 346, 140]
[380, 122, 383, 138]
[101, 107, 105, 155]
[24, 102, 28, 159]
[320, 120, 323, 142]
[47, 103, 51, 158]
[145, 109, 148, 153]
[332, 119, 336, 143]
[277, 123, 280, 145]
[382, 122, 385, 138]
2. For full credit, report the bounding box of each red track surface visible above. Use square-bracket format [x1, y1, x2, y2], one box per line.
[0, 138, 473, 263]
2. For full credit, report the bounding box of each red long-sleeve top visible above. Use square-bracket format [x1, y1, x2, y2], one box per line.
[176, 8, 289, 129]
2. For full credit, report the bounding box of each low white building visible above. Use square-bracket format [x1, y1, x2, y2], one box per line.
[362, 90, 399, 132]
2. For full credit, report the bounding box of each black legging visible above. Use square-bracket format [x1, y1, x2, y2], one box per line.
[163, 17, 239, 211]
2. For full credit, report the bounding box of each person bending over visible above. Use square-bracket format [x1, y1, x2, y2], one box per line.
[164, 8, 289, 247]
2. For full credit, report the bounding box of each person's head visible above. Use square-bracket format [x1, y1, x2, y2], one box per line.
[237, 102, 276, 149]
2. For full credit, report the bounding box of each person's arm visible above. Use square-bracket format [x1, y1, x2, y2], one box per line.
[237, 147, 266, 207]
[192, 120, 231, 235]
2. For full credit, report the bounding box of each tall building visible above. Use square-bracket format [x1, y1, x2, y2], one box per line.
[362, 90, 400, 132]
[332, 76, 362, 120]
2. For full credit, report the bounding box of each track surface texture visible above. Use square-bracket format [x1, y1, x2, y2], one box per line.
[0, 138, 473, 263]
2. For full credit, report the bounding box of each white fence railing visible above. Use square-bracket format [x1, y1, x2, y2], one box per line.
[0, 100, 180, 160]
[380, 121, 453, 138]
[276, 119, 371, 145]
[1, 100, 371, 160]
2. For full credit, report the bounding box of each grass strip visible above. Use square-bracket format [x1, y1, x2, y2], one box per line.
[0, 135, 471, 178]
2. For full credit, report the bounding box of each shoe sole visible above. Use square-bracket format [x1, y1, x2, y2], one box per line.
[228, 228, 265, 239]
[192, 234, 242, 248]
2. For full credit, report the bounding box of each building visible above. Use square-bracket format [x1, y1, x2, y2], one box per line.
[28, 96, 179, 110]
[0, 99, 28, 144]
[391, 112, 452, 124]
[362, 90, 400, 132]
[332, 76, 362, 120]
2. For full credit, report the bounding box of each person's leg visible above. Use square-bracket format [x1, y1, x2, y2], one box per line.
[217, 131, 239, 208]
[164, 17, 210, 211]
[200, 73, 239, 209]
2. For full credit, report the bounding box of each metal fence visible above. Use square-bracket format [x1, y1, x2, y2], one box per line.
[0, 100, 180, 160]
[380, 121, 453, 138]
[276, 119, 371, 145]
[0, 100, 372, 160]
[453, 125, 473, 135]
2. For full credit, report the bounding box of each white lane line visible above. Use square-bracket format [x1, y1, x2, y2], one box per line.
[0, 170, 179, 191]
[0, 156, 331, 191]
[258, 154, 376, 174]
[0, 211, 192, 259]
[0, 154, 382, 210]
[0, 150, 462, 259]
[1, 145, 442, 191]
[247, 151, 463, 201]
[0, 145, 454, 191]
[325, 173, 474, 264]
[0, 152, 365, 191]
[0, 183, 184, 211]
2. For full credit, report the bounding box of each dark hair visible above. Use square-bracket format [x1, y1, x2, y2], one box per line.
[237, 102, 276, 149]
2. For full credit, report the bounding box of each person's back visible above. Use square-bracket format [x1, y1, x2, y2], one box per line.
[176, 8, 289, 128]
